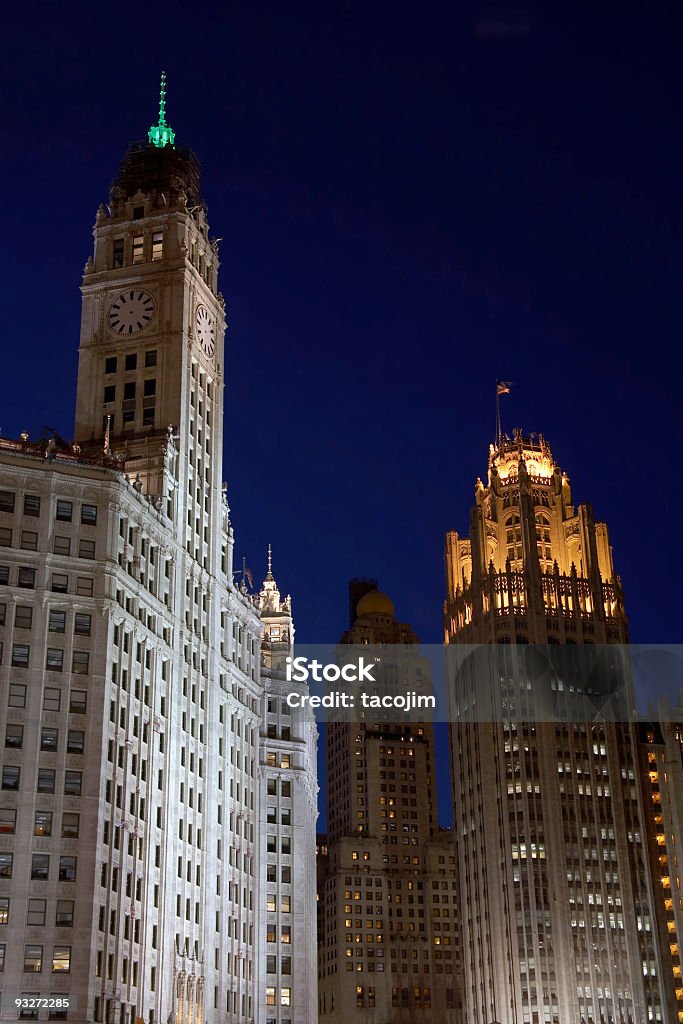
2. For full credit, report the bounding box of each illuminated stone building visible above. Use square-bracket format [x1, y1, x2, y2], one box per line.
[0, 77, 317, 1024]
[255, 549, 318, 1024]
[639, 708, 683, 1023]
[444, 431, 671, 1023]
[318, 583, 461, 1022]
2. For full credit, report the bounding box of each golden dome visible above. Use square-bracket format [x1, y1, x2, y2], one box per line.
[356, 590, 394, 618]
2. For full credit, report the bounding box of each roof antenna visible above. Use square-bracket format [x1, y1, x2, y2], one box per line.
[148, 70, 176, 148]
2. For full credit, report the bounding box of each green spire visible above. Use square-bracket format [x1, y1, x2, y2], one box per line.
[148, 71, 175, 148]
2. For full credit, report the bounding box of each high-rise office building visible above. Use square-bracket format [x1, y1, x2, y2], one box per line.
[255, 549, 318, 1024]
[0, 77, 316, 1024]
[444, 430, 671, 1023]
[318, 584, 461, 1021]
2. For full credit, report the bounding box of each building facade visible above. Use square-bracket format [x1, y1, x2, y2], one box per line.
[0, 79, 317, 1024]
[444, 431, 672, 1023]
[318, 583, 461, 1022]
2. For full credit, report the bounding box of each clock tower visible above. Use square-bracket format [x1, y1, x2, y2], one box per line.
[75, 71, 225, 569]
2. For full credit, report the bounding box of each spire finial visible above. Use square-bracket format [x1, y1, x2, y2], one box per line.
[148, 70, 176, 149]
[265, 543, 274, 582]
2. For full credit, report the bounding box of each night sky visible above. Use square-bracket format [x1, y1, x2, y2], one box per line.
[2, 8, 681, 683]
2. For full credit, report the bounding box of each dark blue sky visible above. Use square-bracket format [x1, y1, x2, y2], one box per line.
[2, 1, 681, 649]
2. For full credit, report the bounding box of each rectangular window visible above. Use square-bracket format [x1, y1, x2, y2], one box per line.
[11, 643, 29, 667]
[0, 527, 11, 547]
[281, 895, 291, 913]
[281, 988, 291, 1007]
[0, 491, 15, 513]
[78, 539, 95, 559]
[8, 683, 26, 707]
[266, 894, 277, 913]
[145, 349, 157, 367]
[53, 535, 71, 556]
[5, 724, 23, 748]
[52, 946, 71, 973]
[58, 857, 77, 882]
[144, 378, 156, 396]
[0, 602, 4, 625]
[0, 566, 8, 584]
[49, 610, 66, 632]
[37, 769, 55, 794]
[61, 813, 79, 839]
[280, 926, 291, 944]
[74, 613, 91, 635]
[46, 648, 64, 671]
[52, 573, 68, 593]
[103, 385, 116, 404]
[20, 530, 38, 550]
[15, 605, 32, 629]
[40, 728, 59, 751]
[67, 731, 84, 754]
[125, 353, 137, 371]
[132, 236, 144, 265]
[0, 809, 16, 834]
[0, 941, 4, 971]
[64, 772, 82, 796]
[70, 690, 87, 714]
[23, 494, 41, 516]
[27, 899, 46, 926]
[72, 651, 89, 674]
[31, 854, 50, 880]
[23, 945, 43, 973]
[105, 356, 117, 374]
[81, 504, 97, 526]
[0, 898, 9, 923]
[18, 566, 36, 588]
[123, 381, 136, 400]
[142, 407, 155, 426]
[56, 501, 73, 522]
[113, 239, 124, 268]
[75, 576, 93, 597]
[34, 811, 52, 837]
[43, 688, 61, 712]
[56, 900, 74, 927]
[0, 853, 13, 877]
[152, 231, 163, 260]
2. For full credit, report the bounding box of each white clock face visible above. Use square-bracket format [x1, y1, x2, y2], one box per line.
[195, 304, 215, 358]
[108, 290, 156, 335]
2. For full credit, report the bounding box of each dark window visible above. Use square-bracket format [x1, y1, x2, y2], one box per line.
[64, 772, 82, 796]
[1, 767, 20, 790]
[74, 613, 91, 636]
[133, 206, 145, 220]
[145, 350, 157, 367]
[125, 353, 137, 371]
[11, 643, 29, 667]
[123, 381, 136, 400]
[142, 408, 155, 427]
[37, 769, 55, 793]
[46, 648, 64, 672]
[81, 504, 97, 526]
[23, 495, 41, 517]
[56, 900, 74, 927]
[0, 527, 11, 546]
[112, 238, 124, 268]
[78, 539, 95, 559]
[122, 410, 135, 428]
[52, 573, 68, 593]
[72, 651, 89, 674]
[69, 691, 87, 714]
[20, 530, 38, 550]
[18, 567, 36, 589]
[40, 728, 58, 751]
[15, 605, 32, 629]
[5, 724, 23, 748]
[0, 492, 15, 513]
[49, 610, 66, 633]
[56, 501, 72, 522]
[103, 385, 116, 404]
[0, 853, 13, 877]
[31, 855, 50, 880]
[67, 731, 84, 754]
[58, 857, 77, 881]
[143, 378, 156, 397]
[105, 356, 117, 374]
[0, 566, 8, 585]
[61, 814, 79, 839]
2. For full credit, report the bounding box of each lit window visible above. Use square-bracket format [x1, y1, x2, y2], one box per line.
[34, 812, 52, 837]
[52, 946, 71, 973]
[132, 236, 144, 265]
[152, 231, 163, 260]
